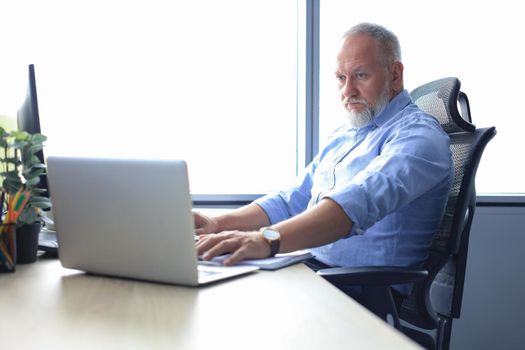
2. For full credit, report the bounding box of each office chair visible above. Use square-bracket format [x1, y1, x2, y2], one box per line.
[318, 77, 496, 350]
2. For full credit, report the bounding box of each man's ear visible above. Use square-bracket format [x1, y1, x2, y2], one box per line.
[390, 61, 404, 92]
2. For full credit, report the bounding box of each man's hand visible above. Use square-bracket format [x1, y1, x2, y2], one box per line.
[193, 211, 220, 235]
[196, 231, 271, 266]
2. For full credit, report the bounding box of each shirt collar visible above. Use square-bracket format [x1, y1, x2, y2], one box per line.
[371, 89, 411, 128]
[341, 89, 412, 133]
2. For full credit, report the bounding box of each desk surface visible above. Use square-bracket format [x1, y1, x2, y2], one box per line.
[0, 258, 419, 349]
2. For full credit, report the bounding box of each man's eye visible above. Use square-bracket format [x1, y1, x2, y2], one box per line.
[356, 73, 367, 80]
[336, 75, 345, 82]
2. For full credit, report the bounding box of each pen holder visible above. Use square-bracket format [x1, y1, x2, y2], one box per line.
[0, 223, 17, 273]
[15, 222, 41, 264]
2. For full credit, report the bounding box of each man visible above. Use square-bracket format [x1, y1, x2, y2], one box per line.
[195, 23, 452, 297]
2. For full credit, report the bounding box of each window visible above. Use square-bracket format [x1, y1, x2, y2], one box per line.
[2, 1, 520, 198]
[0, 0, 301, 195]
[319, 0, 524, 195]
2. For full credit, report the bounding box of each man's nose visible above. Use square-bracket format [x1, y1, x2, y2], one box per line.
[341, 79, 356, 98]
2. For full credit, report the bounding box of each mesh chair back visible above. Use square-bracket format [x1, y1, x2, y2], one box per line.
[400, 77, 496, 329]
[410, 77, 474, 133]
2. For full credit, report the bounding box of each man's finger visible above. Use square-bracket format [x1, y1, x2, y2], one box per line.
[200, 236, 240, 261]
[224, 247, 249, 266]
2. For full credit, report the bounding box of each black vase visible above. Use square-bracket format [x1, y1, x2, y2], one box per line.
[16, 222, 41, 264]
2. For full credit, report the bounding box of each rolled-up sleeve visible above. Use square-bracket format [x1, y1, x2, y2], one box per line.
[254, 160, 317, 225]
[324, 119, 452, 235]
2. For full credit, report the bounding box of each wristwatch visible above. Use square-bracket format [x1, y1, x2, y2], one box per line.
[260, 227, 281, 257]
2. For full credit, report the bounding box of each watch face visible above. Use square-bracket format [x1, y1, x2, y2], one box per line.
[263, 229, 280, 240]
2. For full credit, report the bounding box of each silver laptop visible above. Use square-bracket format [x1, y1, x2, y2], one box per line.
[46, 156, 258, 286]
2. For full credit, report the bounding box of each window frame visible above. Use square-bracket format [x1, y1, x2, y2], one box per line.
[197, 0, 524, 207]
[194, 0, 320, 206]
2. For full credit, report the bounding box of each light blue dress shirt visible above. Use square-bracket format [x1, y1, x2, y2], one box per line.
[255, 90, 453, 294]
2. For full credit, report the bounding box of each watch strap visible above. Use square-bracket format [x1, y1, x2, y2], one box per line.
[260, 228, 281, 257]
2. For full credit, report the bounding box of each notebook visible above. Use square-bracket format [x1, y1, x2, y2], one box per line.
[46, 156, 258, 286]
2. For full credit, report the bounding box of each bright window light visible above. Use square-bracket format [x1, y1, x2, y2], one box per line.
[0, 0, 300, 195]
[319, 0, 523, 195]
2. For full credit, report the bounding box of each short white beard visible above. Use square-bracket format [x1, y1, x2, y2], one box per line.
[345, 84, 392, 128]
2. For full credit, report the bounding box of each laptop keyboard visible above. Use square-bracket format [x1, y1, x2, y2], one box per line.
[38, 228, 59, 255]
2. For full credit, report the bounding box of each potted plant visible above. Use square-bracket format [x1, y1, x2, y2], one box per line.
[0, 127, 51, 265]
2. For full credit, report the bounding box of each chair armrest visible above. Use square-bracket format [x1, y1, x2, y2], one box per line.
[317, 266, 428, 286]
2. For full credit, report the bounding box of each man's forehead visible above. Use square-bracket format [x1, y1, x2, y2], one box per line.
[336, 34, 381, 69]
[339, 34, 379, 55]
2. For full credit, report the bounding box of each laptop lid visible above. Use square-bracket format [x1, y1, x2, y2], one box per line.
[46, 156, 257, 286]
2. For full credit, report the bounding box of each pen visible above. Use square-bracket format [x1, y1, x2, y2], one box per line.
[0, 189, 32, 272]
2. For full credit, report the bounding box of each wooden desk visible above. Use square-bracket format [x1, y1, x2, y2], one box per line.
[0, 257, 419, 349]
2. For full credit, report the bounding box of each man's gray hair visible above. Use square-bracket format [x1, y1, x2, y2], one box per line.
[343, 23, 402, 66]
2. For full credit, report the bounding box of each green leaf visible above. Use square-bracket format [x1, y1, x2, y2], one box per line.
[1, 129, 50, 222]
[30, 187, 48, 196]
[3, 170, 21, 179]
[10, 130, 29, 141]
[24, 176, 41, 187]
[3, 156, 20, 165]
[28, 144, 44, 154]
[3, 172, 23, 194]
[23, 167, 46, 179]
[12, 140, 28, 149]
[30, 133, 47, 143]
[29, 196, 52, 209]
[18, 207, 39, 225]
